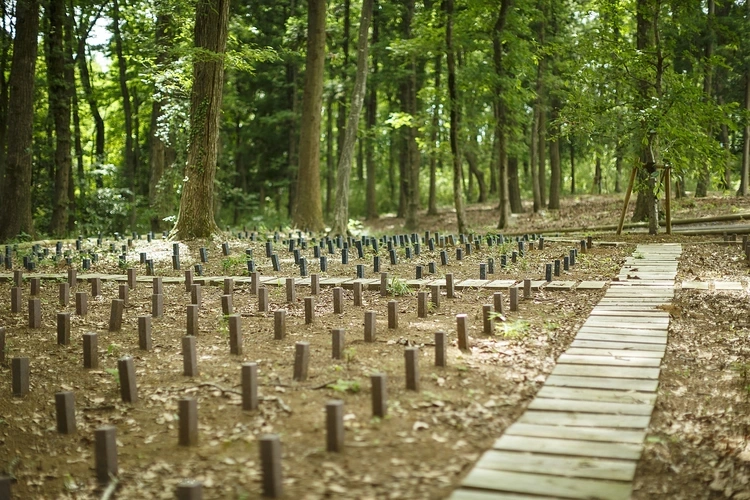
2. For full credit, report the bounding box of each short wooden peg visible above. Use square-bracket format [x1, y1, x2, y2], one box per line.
[326, 400, 345, 452]
[260, 434, 283, 498]
[293, 342, 310, 381]
[178, 397, 198, 446]
[55, 391, 77, 434]
[241, 363, 258, 411]
[94, 426, 118, 484]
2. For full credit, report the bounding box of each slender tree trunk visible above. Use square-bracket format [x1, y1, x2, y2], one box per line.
[291, 0, 326, 231]
[72, 88, 84, 231]
[0, 4, 11, 210]
[614, 145, 623, 193]
[47, 0, 73, 237]
[446, 0, 466, 234]
[696, 0, 714, 199]
[331, 0, 373, 236]
[402, 0, 419, 230]
[548, 102, 561, 209]
[335, 0, 351, 194]
[0, 0, 39, 241]
[535, 6, 547, 208]
[365, 0, 379, 220]
[742, 64, 750, 196]
[508, 157, 523, 213]
[493, 0, 513, 229]
[112, 0, 136, 214]
[326, 95, 334, 217]
[592, 155, 602, 194]
[530, 103, 541, 212]
[389, 125, 396, 210]
[489, 132, 497, 195]
[171, 0, 229, 239]
[427, 54, 441, 216]
[569, 138, 575, 194]
[286, 0, 299, 218]
[75, 9, 105, 187]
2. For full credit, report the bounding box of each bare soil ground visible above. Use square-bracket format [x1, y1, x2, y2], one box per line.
[1, 193, 749, 499]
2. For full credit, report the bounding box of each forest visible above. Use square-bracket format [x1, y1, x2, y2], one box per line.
[0, 0, 748, 241]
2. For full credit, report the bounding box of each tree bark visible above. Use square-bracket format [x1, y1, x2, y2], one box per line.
[365, 0, 378, 220]
[446, 0, 466, 234]
[0, 0, 39, 241]
[331, 0, 373, 236]
[291, 0, 326, 231]
[592, 155, 602, 194]
[548, 101, 561, 209]
[0, 4, 11, 210]
[535, 5, 547, 208]
[335, 0, 351, 195]
[530, 102, 541, 212]
[427, 53, 441, 216]
[171, 0, 230, 239]
[402, 0, 420, 230]
[47, 0, 73, 237]
[695, 0, 714, 199]
[493, 0, 513, 229]
[508, 157, 523, 213]
[569, 137, 575, 194]
[742, 62, 750, 196]
[326, 94, 334, 217]
[465, 133, 487, 203]
[112, 0, 136, 210]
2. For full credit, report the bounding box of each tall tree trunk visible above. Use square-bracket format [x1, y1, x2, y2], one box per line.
[325, 94, 334, 217]
[530, 102, 541, 212]
[508, 157, 523, 213]
[614, 144, 623, 193]
[695, 0, 714, 199]
[742, 58, 750, 196]
[286, 0, 299, 217]
[535, 4, 547, 208]
[427, 53, 441, 216]
[569, 137, 575, 194]
[112, 0, 135, 212]
[365, 0, 379, 220]
[0, 4, 11, 210]
[47, 0, 73, 237]
[148, 13, 174, 232]
[402, 0, 420, 230]
[72, 87, 84, 231]
[446, 0, 466, 234]
[0, 0, 39, 241]
[75, 8, 105, 188]
[331, 0, 373, 236]
[493, 0, 513, 229]
[171, 0, 229, 239]
[548, 101, 561, 209]
[592, 155, 602, 194]
[291, 0, 326, 231]
[335, 0, 351, 197]
[489, 132, 497, 195]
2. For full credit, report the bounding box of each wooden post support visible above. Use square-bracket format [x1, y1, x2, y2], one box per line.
[331, 329, 344, 359]
[55, 391, 76, 434]
[127, 268, 136, 289]
[152, 293, 163, 318]
[483, 304, 494, 334]
[94, 426, 118, 484]
[138, 316, 152, 351]
[293, 342, 310, 381]
[229, 314, 242, 355]
[431, 285, 440, 308]
[353, 281, 363, 306]
[380, 272, 389, 297]
[274, 310, 286, 340]
[370, 373, 387, 418]
[28, 298, 41, 328]
[446, 273, 455, 298]
[333, 287, 344, 314]
[187, 304, 199, 336]
[311, 273, 320, 295]
[304, 297, 314, 324]
[405, 347, 420, 391]
[664, 166, 672, 235]
[182, 336, 198, 377]
[91, 277, 101, 297]
[523, 279, 531, 299]
[457, 314, 469, 351]
[387, 300, 398, 329]
[286, 277, 295, 303]
[250, 271, 259, 295]
[10, 287, 21, 313]
[75, 291, 87, 316]
[493, 292, 504, 315]
[241, 363, 258, 411]
[259, 434, 283, 498]
[178, 398, 198, 446]
[258, 287, 269, 312]
[117, 356, 137, 403]
[57, 312, 70, 345]
[0, 327, 5, 364]
[190, 284, 202, 307]
[153, 276, 163, 295]
[176, 480, 203, 500]
[83, 333, 98, 368]
[617, 166, 638, 235]
[109, 299, 124, 332]
[418, 291, 428, 318]
[118, 282, 129, 306]
[59, 282, 69, 306]
[364, 310, 376, 342]
[510, 286, 518, 311]
[68, 268, 77, 288]
[435, 331, 446, 367]
[326, 400, 345, 452]
[12, 357, 30, 396]
[13, 269, 22, 286]
[223, 278, 234, 295]
[30, 277, 40, 296]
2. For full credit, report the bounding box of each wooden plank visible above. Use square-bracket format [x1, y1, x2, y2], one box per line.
[527, 398, 653, 416]
[536, 386, 657, 405]
[450, 488, 557, 500]
[576, 281, 608, 290]
[575, 333, 666, 344]
[558, 354, 661, 368]
[590, 309, 669, 318]
[505, 422, 646, 444]
[552, 364, 660, 380]
[475, 450, 638, 482]
[461, 468, 632, 500]
[485, 280, 518, 289]
[591, 305, 665, 312]
[545, 375, 659, 392]
[578, 325, 668, 335]
[582, 317, 670, 327]
[530, 280, 547, 291]
[543, 281, 576, 291]
[518, 411, 651, 429]
[566, 347, 664, 359]
[570, 340, 666, 352]
[456, 279, 491, 289]
[493, 434, 643, 461]
[598, 298, 671, 305]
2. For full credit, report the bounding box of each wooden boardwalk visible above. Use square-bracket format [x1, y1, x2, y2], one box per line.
[450, 243, 682, 500]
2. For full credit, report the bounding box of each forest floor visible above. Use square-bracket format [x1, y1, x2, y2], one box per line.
[1, 193, 749, 499]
